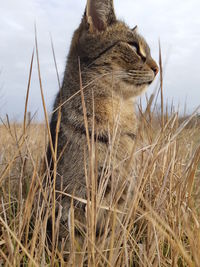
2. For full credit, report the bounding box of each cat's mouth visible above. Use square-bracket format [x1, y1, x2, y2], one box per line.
[122, 76, 154, 86]
[135, 79, 154, 86]
[148, 80, 153, 85]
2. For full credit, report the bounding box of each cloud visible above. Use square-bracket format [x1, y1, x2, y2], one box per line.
[0, 0, 199, 121]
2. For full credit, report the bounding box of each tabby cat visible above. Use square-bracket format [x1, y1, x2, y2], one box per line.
[47, 0, 158, 256]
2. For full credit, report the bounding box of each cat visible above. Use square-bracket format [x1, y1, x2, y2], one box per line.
[46, 0, 158, 258]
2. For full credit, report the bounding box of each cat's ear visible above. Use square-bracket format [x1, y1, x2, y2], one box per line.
[86, 0, 116, 33]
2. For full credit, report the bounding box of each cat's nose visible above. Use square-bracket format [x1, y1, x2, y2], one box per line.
[148, 59, 159, 76]
[151, 61, 159, 76]
[152, 64, 159, 76]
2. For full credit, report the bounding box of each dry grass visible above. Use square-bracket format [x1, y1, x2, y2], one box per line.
[0, 103, 200, 267]
[0, 39, 200, 266]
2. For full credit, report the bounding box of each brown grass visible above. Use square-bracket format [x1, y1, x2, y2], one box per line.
[0, 38, 200, 266]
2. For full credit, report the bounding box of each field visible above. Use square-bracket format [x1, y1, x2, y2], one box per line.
[0, 42, 200, 266]
[0, 102, 200, 266]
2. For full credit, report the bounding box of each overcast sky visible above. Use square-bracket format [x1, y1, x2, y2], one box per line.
[0, 0, 200, 121]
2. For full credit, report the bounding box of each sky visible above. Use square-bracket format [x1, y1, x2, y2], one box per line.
[0, 0, 200, 121]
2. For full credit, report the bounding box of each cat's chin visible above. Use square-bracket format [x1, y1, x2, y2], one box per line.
[135, 84, 148, 95]
[122, 83, 149, 100]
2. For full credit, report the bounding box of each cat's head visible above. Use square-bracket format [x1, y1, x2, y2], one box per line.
[71, 0, 159, 99]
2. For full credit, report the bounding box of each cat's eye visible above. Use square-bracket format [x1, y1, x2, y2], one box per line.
[128, 42, 146, 62]
[128, 42, 140, 53]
